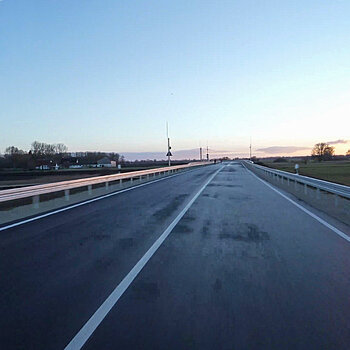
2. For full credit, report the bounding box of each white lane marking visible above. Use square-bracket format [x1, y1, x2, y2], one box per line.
[0, 166, 217, 232]
[64, 166, 224, 350]
[244, 165, 350, 243]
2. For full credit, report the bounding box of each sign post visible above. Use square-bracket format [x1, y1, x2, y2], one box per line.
[295, 163, 299, 175]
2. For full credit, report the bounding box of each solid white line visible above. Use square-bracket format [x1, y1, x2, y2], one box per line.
[64, 166, 224, 350]
[244, 166, 350, 243]
[0, 166, 215, 232]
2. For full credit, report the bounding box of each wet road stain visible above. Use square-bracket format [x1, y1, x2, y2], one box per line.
[202, 193, 219, 199]
[222, 167, 237, 172]
[207, 184, 241, 188]
[182, 215, 196, 223]
[229, 194, 251, 201]
[212, 278, 222, 291]
[219, 224, 269, 243]
[153, 194, 187, 221]
[173, 224, 194, 234]
[201, 219, 211, 238]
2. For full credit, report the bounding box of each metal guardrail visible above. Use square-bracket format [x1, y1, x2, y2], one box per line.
[0, 162, 212, 205]
[243, 161, 350, 200]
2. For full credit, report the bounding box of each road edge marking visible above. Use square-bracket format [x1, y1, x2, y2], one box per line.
[0, 166, 216, 232]
[243, 165, 350, 243]
[64, 165, 224, 350]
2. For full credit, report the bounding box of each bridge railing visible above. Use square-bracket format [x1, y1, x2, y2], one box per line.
[0, 162, 212, 225]
[242, 160, 350, 225]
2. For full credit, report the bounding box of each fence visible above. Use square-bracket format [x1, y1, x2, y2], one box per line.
[0, 162, 212, 225]
[242, 161, 350, 226]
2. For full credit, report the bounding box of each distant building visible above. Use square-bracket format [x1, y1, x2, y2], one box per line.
[97, 157, 113, 167]
[35, 165, 50, 170]
[68, 152, 87, 158]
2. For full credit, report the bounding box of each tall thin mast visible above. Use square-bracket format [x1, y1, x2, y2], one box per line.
[166, 122, 172, 166]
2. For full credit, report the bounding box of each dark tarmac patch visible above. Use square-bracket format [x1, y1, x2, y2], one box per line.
[222, 167, 237, 172]
[201, 219, 211, 238]
[212, 278, 222, 291]
[229, 194, 251, 201]
[181, 214, 196, 223]
[202, 193, 219, 199]
[131, 281, 160, 301]
[207, 184, 241, 188]
[219, 224, 269, 243]
[173, 224, 194, 234]
[152, 194, 187, 221]
[118, 237, 134, 249]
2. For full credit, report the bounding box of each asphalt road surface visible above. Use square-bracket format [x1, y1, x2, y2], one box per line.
[1, 162, 350, 350]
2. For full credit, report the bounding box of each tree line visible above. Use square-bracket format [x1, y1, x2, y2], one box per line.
[311, 142, 350, 161]
[1, 141, 122, 170]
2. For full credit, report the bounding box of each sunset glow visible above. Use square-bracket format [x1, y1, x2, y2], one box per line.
[1, 1, 349, 159]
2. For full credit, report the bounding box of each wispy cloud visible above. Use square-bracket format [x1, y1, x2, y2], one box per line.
[256, 146, 311, 154]
[327, 139, 349, 145]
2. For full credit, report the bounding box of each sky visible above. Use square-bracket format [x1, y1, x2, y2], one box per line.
[1, 0, 349, 159]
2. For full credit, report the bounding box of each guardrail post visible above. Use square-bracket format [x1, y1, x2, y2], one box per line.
[88, 185, 92, 195]
[304, 184, 307, 195]
[105, 182, 109, 190]
[281, 176, 284, 185]
[65, 189, 70, 201]
[119, 179, 122, 187]
[316, 188, 320, 199]
[147, 174, 149, 180]
[287, 178, 290, 186]
[32, 195, 39, 209]
[130, 177, 133, 185]
[139, 176, 142, 182]
[335, 195, 339, 207]
[294, 180, 297, 190]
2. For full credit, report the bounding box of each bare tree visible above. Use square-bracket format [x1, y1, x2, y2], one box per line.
[31, 141, 67, 156]
[346, 149, 350, 157]
[311, 143, 335, 161]
[5, 146, 25, 155]
[56, 143, 68, 154]
[31, 141, 46, 156]
[4, 146, 26, 168]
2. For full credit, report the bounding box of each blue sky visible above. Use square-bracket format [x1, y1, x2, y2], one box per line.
[1, 0, 349, 158]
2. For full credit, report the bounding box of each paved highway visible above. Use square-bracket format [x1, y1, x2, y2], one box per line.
[1, 162, 350, 349]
